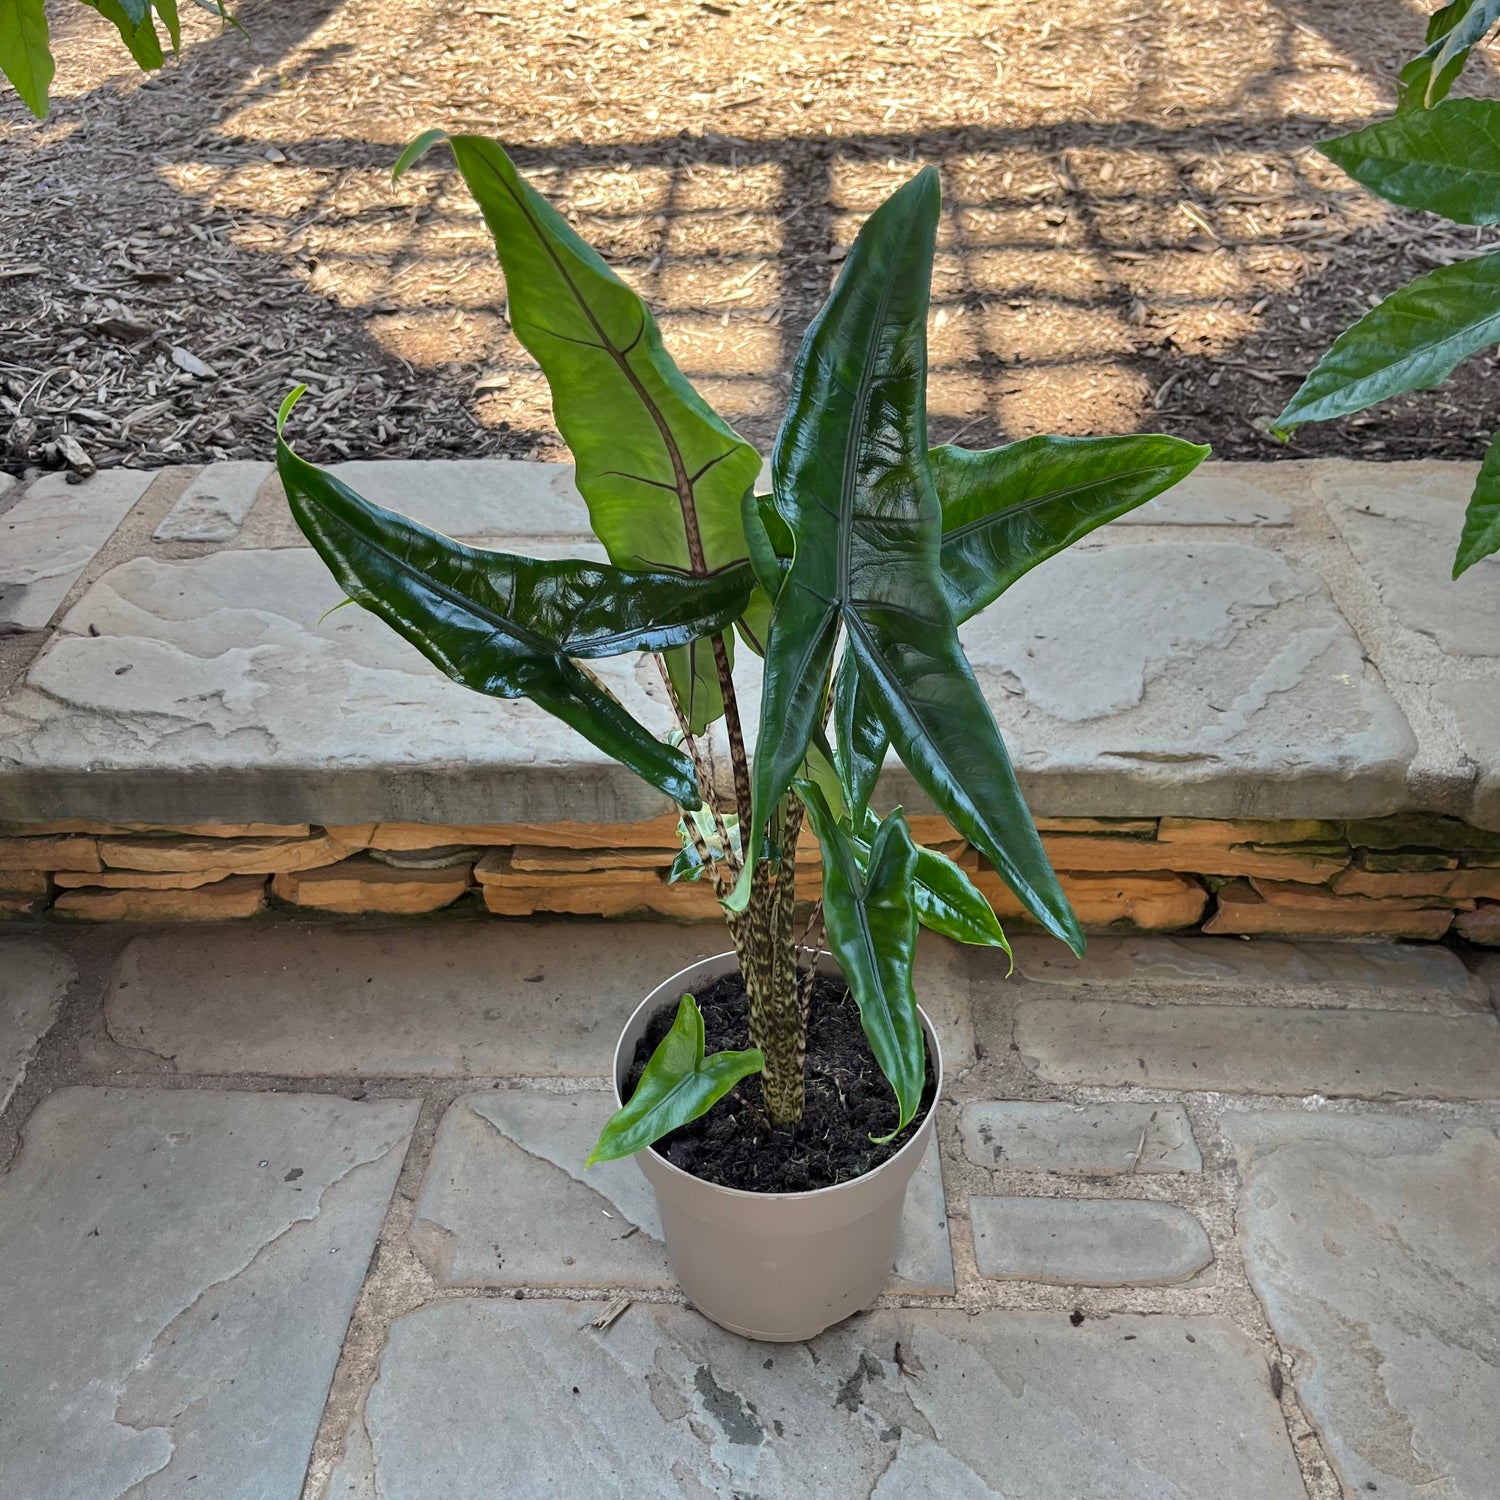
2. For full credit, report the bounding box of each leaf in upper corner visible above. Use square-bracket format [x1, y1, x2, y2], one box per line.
[798, 782, 926, 1139]
[1274, 252, 1500, 434]
[405, 132, 762, 732]
[738, 166, 1078, 951]
[0, 0, 54, 116]
[81, 0, 165, 70]
[1398, 0, 1500, 110]
[833, 432, 1209, 812]
[277, 390, 755, 809]
[1321, 100, 1500, 225]
[1456, 429, 1500, 576]
[587, 993, 763, 1164]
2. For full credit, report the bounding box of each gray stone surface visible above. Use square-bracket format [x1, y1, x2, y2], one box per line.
[0, 547, 679, 824]
[1327, 470, 1500, 658]
[0, 936, 73, 1111]
[413, 1090, 954, 1294]
[0, 469, 153, 632]
[1009, 933, 1488, 1013]
[1224, 1112, 1500, 1499]
[1111, 467, 1291, 527]
[949, 540, 1415, 818]
[1015, 999, 1500, 1098]
[1437, 678, 1500, 831]
[970, 1197, 1213, 1285]
[327, 458, 593, 538]
[105, 922, 727, 1077]
[0, 471, 15, 502]
[959, 1101, 1202, 1175]
[328, 1302, 1303, 1499]
[0, 1087, 417, 1500]
[152, 460, 270, 542]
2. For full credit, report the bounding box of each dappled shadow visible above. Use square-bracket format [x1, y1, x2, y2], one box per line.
[3, 0, 1499, 469]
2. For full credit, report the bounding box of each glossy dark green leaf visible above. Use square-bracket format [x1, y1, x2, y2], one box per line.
[1322, 100, 1500, 224]
[395, 132, 762, 733]
[277, 390, 753, 809]
[1456, 429, 1500, 576]
[587, 994, 763, 1164]
[1399, 0, 1500, 110]
[0, 0, 53, 117]
[848, 807, 1009, 951]
[739, 167, 1078, 950]
[1274, 252, 1500, 433]
[798, 783, 925, 1139]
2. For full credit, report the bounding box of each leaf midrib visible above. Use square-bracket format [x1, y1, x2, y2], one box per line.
[939, 462, 1181, 545]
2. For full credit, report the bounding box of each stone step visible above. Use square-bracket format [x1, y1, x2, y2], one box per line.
[958, 1100, 1202, 1175]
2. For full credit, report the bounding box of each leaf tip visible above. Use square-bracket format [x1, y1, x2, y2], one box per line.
[276, 385, 308, 438]
[393, 128, 450, 182]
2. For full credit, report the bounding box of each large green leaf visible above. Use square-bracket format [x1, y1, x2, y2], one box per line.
[1322, 100, 1500, 224]
[0, 0, 54, 115]
[1456, 429, 1500, 576]
[798, 783, 926, 1139]
[1274, 252, 1500, 433]
[277, 391, 752, 809]
[396, 132, 762, 733]
[833, 432, 1208, 815]
[738, 166, 1078, 950]
[1399, 0, 1500, 110]
[587, 993, 763, 1165]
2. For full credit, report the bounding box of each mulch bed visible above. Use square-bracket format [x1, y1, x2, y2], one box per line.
[4, 0, 1499, 481]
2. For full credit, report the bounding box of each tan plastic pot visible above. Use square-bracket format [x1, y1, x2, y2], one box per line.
[611, 949, 942, 1342]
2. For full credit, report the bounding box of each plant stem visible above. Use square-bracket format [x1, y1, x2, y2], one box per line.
[729, 791, 806, 1129]
[711, 630, 753, 836]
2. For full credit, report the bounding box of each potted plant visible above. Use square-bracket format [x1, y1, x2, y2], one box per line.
[276, 132, 1207, 1340]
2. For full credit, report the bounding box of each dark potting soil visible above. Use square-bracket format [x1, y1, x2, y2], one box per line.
[624, 968, 936, 1193]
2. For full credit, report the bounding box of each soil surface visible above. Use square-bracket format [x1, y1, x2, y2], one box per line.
[4, 0, 1500, 480]
[626, 969, 936, 1193]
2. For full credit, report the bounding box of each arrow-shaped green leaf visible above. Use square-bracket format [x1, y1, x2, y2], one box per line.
[1457, 430, 1500, 577]
[738, 166, 1078, 950]
[588, 993, 764, 1164]
[798, 782, 926, 1139]
[278, 391, 752, 810]
[834, 432, 1209, 812]
[396, 132, 762, 733]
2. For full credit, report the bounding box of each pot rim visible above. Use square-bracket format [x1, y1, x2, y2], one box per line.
[610, 948, 943, 1205]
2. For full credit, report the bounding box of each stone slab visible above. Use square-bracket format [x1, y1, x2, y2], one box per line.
[0, 1087, 417, 1500]
[55, 872, 268, 922]
[1436, 678, 1500, 831]
[0, 936, 73, 1111]
[1223, 1112, 1500, 1499]
[959, 1101, 1202, 1175]
[412, 1090, 953, 1295]
[1015, 999, 1500, 1099]
[943, 540, 1416, 818]
[1326, 469, 1500, 658]
[152, 460, 270, 542]
[971, 1196, 1213, 1285]
[0, 469, 153, 632]
[0, 548, 679, 825]
[1008, 932, 1488, 1013]
[1111, 468, 1292, 526]
[104, 922, 729, 1077]
[326, 458, 593, 538]
[329, 1303, 1304, 1500]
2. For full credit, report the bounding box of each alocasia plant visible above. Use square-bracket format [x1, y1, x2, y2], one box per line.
[277, 132, 1208, 1162]
[1273, 0, 1500, 576]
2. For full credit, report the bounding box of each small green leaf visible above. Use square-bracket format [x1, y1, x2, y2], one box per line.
[1456, 429, 1500, 576]
[1275, 251, 1500, 433]
[799, 783, 926, 1140]
[0, 0, 53, 117]
[81, 0, 165, 70]
[1399, 0, 1500, 110]
[393, 128, 450, 181]
[1321, 100, 1500, 224]
[152, 0, 181, 51]
[587, 994, 763, 1165]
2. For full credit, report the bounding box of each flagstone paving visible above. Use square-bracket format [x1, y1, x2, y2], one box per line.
[2, 923, 1497, 1500]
